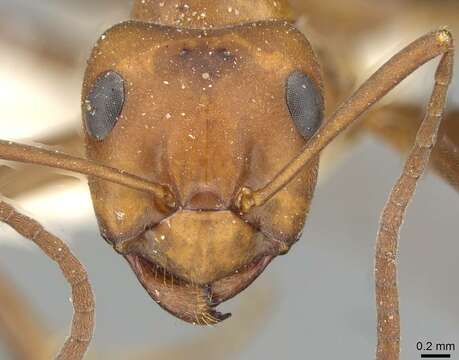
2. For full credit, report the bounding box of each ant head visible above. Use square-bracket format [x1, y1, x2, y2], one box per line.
[81, 20, 324, 323]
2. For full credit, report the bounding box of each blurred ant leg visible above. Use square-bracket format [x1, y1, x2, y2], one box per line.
[0, 201, 95, 360]
[375, 47, 454, 359]
[0, 267, 50, 359]
[362, 105, 459, 192]
[433, 121, 459, 189]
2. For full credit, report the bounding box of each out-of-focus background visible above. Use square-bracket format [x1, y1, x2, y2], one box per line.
[0, 0, 458, 359]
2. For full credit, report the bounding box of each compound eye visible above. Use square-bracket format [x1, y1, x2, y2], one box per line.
[285, 71, 323, 138]
[84, 71, 125, 140]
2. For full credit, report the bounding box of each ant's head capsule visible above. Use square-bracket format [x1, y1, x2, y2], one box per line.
[82, 12, 323, 324]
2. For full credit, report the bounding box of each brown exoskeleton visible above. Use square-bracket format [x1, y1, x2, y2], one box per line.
[83, 0, 322, 326]
[0, 1, 455, 359]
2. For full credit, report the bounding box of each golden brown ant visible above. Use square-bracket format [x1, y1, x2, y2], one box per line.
[0, 1, 455, 359]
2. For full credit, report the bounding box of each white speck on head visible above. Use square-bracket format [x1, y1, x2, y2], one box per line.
[115, 210, 126, 221]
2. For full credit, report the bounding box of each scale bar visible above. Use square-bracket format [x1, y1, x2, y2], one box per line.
[421, 355, 451, 359]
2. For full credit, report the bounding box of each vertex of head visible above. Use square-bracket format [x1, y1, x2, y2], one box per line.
[131, 0, 294, 29]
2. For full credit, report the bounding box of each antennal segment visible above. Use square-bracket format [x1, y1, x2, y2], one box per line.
[0, 140, 176, 209]
[236, 30, 453, 214]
